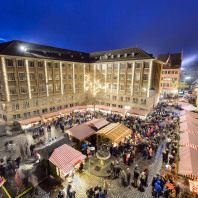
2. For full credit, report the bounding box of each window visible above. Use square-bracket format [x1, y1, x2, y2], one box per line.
[70, 104, 74, 107]
[163, 83, 166, 87]
[29, 61, 34, 68]
[54, 63, 59, 69]
[39, 73, 45, 80]
[50, 98, 54, 104]
[133, 98, 138, 103]
[113, 73, 118, 80]
[172, 71, 174, 74]
[165, 71, 167, 74]
[162, 71, 164, 74]
[48, 74, 53, 80]
[17, 60, 25, 67]
[31, 86, 37, 93]
[34, 110, 40, 116]
[96, 64, 100, 70]
[13, 114, 20, 120]
[161, 77, 163, 80]
[75, 74, 78, 79]
[164, 77, 166, 80]
[143, 74, 148, 81]
[24, 112, 30, 118]
[68, 74, 72, 79]
[64, 104, 68, 108]
[57, 98, 62, 103]
[69, 96, 74, 101]
[175, 71, 178, 74]
[19, 73, 26, 81]
[63, 74, 67, 80]
[144, 62, 150, 68]
[119, 96, 123, 101]
[74, 64, 77, 69]
[76, 95, 79, 100]
[107, 64, 112, 70]
[2, 104, 6, 111]
[127, 74, 131, 80]
[40, 85, 46, 92]
[21, 86, 27, 94]
[57, 106, 62, 110]
[142, 87, 147, 92]
[9, 87, 17, 95]
[120, 74, 125, 80]
[114, 64, 118, 70]
[108, 84, 111, 89]
[121, 63, 125, 70]
[75, 83, 78, 89]
[168, 71, 171, 74]
[106, 103, 110, 106]
[68, 64, 72, 70]
[47, 62, 52, 68]
[62, 63, 66, 69]
[48, 84, 53, 92]
[112, 96, 116, 101]
[128, 63, 132, 69]
[135, 74, 140, 81]
[33, 100, 39, 107]
[64, 84, 67, 90]
[141, 99, 146, 104]
[174, 78, 177, 81]
[56, 84, 61, 91]
[107, 74, 111, 80]
[135, 63, 141, 69]
[38, 61, 44, 68]
[80, 74, 83, 79]
[50, 107, 56, 112]
[80, 65, 83, 70]
[126, 85, 131, 91]
[125, 97, 130, 102]
[69, 84, 72, 90]
[134, 85, 139, 92]
[102, 73, 105, 80]
[42, 109, 48, 114]
[55, 74, 60, 80]
[118, 105, 123, 108]
[6, 59, 13, 66]
[113, 84, 117, 90]
[167, 83, 169, 87]
[41, 99, 47, 105]
[12, 103, 19, 110]
[23, 101, 30, 109]
[30, 73, 35, 81]
[64, 96, 67, 101]
[105, 95, 110, 100]
[119, 84, 124, 90]
[102, 64, 106, 70]
[7, 73, 15, 81]
[167, 77, 170, 80]
[112, 104, 116, 107]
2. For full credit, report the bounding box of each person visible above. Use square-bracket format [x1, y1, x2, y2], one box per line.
[79, 162, 84, 173]
[152, 175, 158, 196]
[121, 169, 127, 187]
[58, 191, 64, 198]
[86, 186, 94, 198]
[103, 181, 108, 196]
[110, 161, 115, 179]
[163, 186, 169, 198]
[144, 166, 149, 187]
[175, 183, 180, 197]
[154, 180, 162, 198]
[133, 165, 139, 188]
[126, 168, 131, 186]
[15, 156, 21, 168]
[66, 183, 72, 198]
[115, 163, 121, 178]
[139, 172, 145, 192]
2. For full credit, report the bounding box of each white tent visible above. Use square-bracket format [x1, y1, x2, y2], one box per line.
[182, 105, 198, 112]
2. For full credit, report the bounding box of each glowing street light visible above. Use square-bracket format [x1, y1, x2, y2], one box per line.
[20, 46, 27, 52]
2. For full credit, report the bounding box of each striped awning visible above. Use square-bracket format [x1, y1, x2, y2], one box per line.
[18, 116, 41, 125]
[180, 115, 198, 126]
[180, 110, 198, 119]
[178, 146, 198, 180]
[180, 132, 198, 150]
[180, 122, 198, 136]
[127, 109, 149, 116]
[49, 144, 86, 174]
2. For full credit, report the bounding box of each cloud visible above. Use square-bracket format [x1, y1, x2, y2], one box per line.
[0, 37, 8, 42]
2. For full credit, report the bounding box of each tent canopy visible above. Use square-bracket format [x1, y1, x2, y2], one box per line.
[178, 146, 198, 180]
[49, 144, 86, 174]
[96, 123, 131, 144]
[18, 116, 41, 125]
[85, 118, 109, 130]
[180, 115, 198, 126]
[180, 110, 198, 119]
[127, 109, 149, 116]
[180, 122, 198, 136]
[180, 132, 198, 150]
[65, 123, 96, 141]
[35, 136, 74, 160]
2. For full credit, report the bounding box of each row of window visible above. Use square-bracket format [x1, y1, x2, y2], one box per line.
[12, 103, 80, 120]
[91, 62, 150, 71]
[162, 70, 179, 74]
[5, 59, 85, 70]
[161, 77, 177, 81]
[161, 83, 177, 88]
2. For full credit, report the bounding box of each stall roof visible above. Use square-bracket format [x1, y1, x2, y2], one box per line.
[85, 118, 109, 129]
[182, 105, 198, 112]
[96, 123, 131, 144]
[34, 136, 74, 160]
[111, 107, 127, 114]
[180, 122, 198, 136]
[180, 132, 198, 150]
[18, 116, 41, 125]
[127, 109, 149, 116]
[180, 110, 198, 119]
[65, 123, 96, 141]
[180, 115, 198, 126]
[178, 146, 198, 180]
[49, 144, 86, 174]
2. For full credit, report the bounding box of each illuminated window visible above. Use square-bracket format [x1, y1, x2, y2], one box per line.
[7, 73, 15, 81]
[121, 63, 125, 70]
[54, 63, 60, 69]
[38, 61, 44, 68]
[17, 60, 25, 67]
[114, 64, 118, 70]
[19, 73, 26, 81]
[31, 86, 37, 93]
[29, 61, 34, 67]
[5, 59, 13, 66]
[135, 63, 141, 69]
[55, 74, 60, 80]
[21, 86, 27, 94]
[56, 84, 61, 91]
[120, 74, 125, 80]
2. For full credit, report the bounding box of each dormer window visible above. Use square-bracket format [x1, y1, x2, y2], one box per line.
[124, 53, 127, 58]
[111, 55, 114, 59]
[95, 57, 98, 59]
[131, 53, 135, 57]
[104, 54, 108, 59]
[71, 55, 73, 58]
[100, 56, 102, 60]
[117, 54, 120, 58]
[58, 53, 61, 56]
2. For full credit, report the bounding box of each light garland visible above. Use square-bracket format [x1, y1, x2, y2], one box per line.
[25, 60, 31, 99]
[1, 56, 10, 101]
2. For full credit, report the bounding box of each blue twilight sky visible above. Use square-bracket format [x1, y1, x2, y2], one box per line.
[0, 0, 198, 64]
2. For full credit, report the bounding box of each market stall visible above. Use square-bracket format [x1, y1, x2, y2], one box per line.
[85, 118, 109, 130]
[180, 115, 198, 126]
[180, 122, 198, 136]
[127, 109, 149, 118]
[180, 110, 198, 119]
[180, 132, 198, 150]
[49, 144, 86, 180]
[18, 116, 42, 130]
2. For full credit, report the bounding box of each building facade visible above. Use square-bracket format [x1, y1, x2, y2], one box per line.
[157, 53, 182, 97]
[0, 40, 163, 124]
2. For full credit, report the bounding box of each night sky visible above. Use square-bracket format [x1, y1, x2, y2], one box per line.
[1, 0, 198, 64]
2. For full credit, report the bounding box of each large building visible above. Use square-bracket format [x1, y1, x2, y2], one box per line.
[0, 40, 163, 124]
[157, 53, 182, 97]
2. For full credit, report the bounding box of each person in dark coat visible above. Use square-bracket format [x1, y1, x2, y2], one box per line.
[175, 183, 180, 197]
[115, 164, 121, 178]
[86, 186, 94, 198]
[126, 168, 131, 186]
[133, 165, 140, 188]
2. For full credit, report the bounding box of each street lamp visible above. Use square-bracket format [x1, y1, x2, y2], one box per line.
[20, 46, 27, 52]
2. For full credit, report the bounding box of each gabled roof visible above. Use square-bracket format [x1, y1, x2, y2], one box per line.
[85, 118, 109, 130]
[0, 40, 155, 63]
